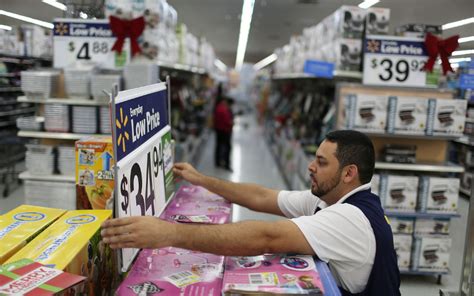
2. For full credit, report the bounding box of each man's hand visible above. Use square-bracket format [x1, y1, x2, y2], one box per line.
[173, 162, 205, 185]
[101, 216, 176, 249]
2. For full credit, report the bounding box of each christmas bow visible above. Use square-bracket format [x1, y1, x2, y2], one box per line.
[423, 33, 459, 75]
[109, 16, 145, 56]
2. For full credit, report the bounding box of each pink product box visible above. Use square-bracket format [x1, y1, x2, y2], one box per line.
[223, 254, 324, 295]
[116, 248, 225, 296]
[160, 185, 232, 224]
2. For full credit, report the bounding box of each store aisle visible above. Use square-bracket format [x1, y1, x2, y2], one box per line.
[196, 112, 285, 223]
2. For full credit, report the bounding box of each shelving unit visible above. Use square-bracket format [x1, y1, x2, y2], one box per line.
[19, 171, 74, 183]
[18, 96, 109, 106]
[157, 61, 207, 75]
[375, 162, 464, 173]
[272, 71, 362, 80]
[18, 131, 106, 140]
[385, 211, 460, 219]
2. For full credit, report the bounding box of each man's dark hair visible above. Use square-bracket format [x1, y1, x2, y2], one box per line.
[325, 130, 375, 184]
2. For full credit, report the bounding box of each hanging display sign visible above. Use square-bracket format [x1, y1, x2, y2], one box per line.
[53, 18, 130, 69]
[112, 83, 174, 272]
[459, 74, 474, 90]
[363, 35, 429, 87]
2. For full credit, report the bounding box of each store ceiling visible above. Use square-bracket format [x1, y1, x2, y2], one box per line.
[0, 0, 473, 67]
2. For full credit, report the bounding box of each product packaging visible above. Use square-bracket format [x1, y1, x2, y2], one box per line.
[75, 136, 115, 210]
[395, 24, 443, 38]
[6, 210, 118, 295]
[0, 205, 65, 264]
[388, 217, 414, 234]
[418, 177, 459, 213]
[412, 236, 451, 272]
[335, 38, 362, 71]
[370, 173, 380, 197]
[0, 259, 86, 295]
[380, 175, 419, 212]
[334, 6, 366, 39]
[414, 218, 450, 236]
[426, 99, 467, 136]
[344, 93, 388, 133]
[365, 7, 390, 35]
[387, 96, 429, 135]
[393, 234, 412, 271]
[116, 247, 225, 296]
[461, 172, 473, 194]
[222, 254, 324, 295]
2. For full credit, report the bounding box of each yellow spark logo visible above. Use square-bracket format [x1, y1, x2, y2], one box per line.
[55, 23, 68, 36]
[116, 107, 130, 153]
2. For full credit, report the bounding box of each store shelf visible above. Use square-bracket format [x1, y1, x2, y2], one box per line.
[400, 270, 449, 276]
[385, 211, 460, 219]
[454, 136, 474, 147]
[0, 87, 21, 93]
[157, 61, 207, 75]
[0, 107, 36, 117]
[460, 187, 471, 197]
[272, 71, 362, 80]
[315, 260, 342, 296]
[0, 120, 16, 128]
[19, 171, 75, 183]
[18, 96, 108, 106]
[374, 161, 464, 173]
[0, 100, 21, 106]
[18, 130, 107, 140]
[364, 132, 462, 141]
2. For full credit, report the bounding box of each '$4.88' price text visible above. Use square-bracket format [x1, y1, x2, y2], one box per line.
[371, 57, 426, 83]
[120, 145, 164, 216]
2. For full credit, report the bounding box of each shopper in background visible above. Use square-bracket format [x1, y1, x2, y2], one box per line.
[101, 130, 400, 296]
[213, 96, 234, 171]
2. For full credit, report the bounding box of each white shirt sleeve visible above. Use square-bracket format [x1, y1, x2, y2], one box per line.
[277, 190, 321, 218]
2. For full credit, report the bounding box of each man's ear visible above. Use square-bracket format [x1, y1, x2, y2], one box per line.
[343, 164, 359, 183]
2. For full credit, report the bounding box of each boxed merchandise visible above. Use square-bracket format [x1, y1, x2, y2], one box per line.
[382, 144, 417, 164]
[395, 24, 442, 38]
[412, 236, 451, 272]
[0, 205, 65, 264]
[387, 96, 429, 135]
[76, 136, 114, 210]
[393, 234, 412, 271]
[461, 172, 473, 194]
[365, 7, 390, 35]
[380, 175, 419, 212]
[334, 6, 366, 39]
[388, 217, 414, 234]
[222, 254, 324, 295]
[414, 218, 450, 236]
[335, 38, 362, 71]
[344, 93, 388, 133]
[116, 247, 225, 296]
[426, 99, 467, 136]
[0, 259, 86, 295]
[418, 177, 460, 213]
[6, 210, 118, 295]
[370, 173, 380, 196]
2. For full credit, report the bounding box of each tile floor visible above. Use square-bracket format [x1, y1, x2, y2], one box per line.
[0, 111, 470, 295]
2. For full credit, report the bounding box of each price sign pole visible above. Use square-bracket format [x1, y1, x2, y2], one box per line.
[111, 83, 175, 272]
[363, 35, 430, 87]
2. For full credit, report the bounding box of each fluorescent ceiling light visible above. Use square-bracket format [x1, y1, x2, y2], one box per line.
[358, 0, 380, 9]
[253, 53, 277, 70]
[459, 36, 474, 43]
[42, 0, 67, 11]
[452, 49, 474, 56]
[214, 59, 227, 72]
[0, 24, 12, 31]
[442, 17, 474, 30]
[0, 10, 53, 29]
[235, 0, 255, 70]
[79, 12, 88, 19]
[449, 57, 472, 63]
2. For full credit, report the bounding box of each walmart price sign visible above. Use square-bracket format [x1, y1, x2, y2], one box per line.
[363, 35, 429, 87]
[113, 83, 173, 272]
[53, 18, 130, 69]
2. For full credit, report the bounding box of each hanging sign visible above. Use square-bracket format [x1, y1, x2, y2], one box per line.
[53, 18, 130, 69]
[363, 35, 429, 87]
[459, 74, 474, 90]
[112, 83, 174, 272]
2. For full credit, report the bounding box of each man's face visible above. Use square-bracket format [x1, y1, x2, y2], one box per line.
[307, 140, 342, 199]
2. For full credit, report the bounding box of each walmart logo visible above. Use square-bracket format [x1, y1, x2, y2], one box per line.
[55, 23, 68, 36]
[116, 107, 130, 153]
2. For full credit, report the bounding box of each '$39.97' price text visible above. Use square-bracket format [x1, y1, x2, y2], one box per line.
[371, 58, 426, 83]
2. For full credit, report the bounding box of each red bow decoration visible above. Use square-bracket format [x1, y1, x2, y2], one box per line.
[423, 33, 459, 75]
[109, 16, 145, 56]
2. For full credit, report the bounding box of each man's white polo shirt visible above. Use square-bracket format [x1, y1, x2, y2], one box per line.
[277, 183, 376, 294]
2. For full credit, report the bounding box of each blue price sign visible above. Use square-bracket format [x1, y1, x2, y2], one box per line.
[303, 60, 334, 78]
[460, 74, 474, 89]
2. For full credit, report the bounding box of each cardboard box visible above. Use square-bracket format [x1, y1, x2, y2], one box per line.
[334, 6, 366, 39]
[222, 254, 324, 295]
[380, 175, 419, 212]
[395, 24, 442, 38]
[75, 136, 114, 210]
[365, 7, 390, 35]
[414, 219, 450, 236]
[387, 96, 429, 135]
[335, 38, 362, 71]
[0, 205, 65, 264]
[370, 174, 380, 196]
[426, 99, 467, 136]
[344, 93, 388, 133]
[389, 217, 414, 234]
[116, 247, 225, 296]
[393, 234, 412, 271]
[412, 236, 451, 272]
[6, 210, 117, 295]
[461, 172, 473, 194]
[418, 177, 459, 213]
[0, 259, 85, 295]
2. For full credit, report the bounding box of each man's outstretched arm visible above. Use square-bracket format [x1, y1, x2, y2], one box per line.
[173, 162, 284, 216]
[101, 216, 314, 256]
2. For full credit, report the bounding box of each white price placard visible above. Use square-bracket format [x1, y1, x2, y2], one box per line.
[363, 35, 429, 87]
[53, 19, 130, 69]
